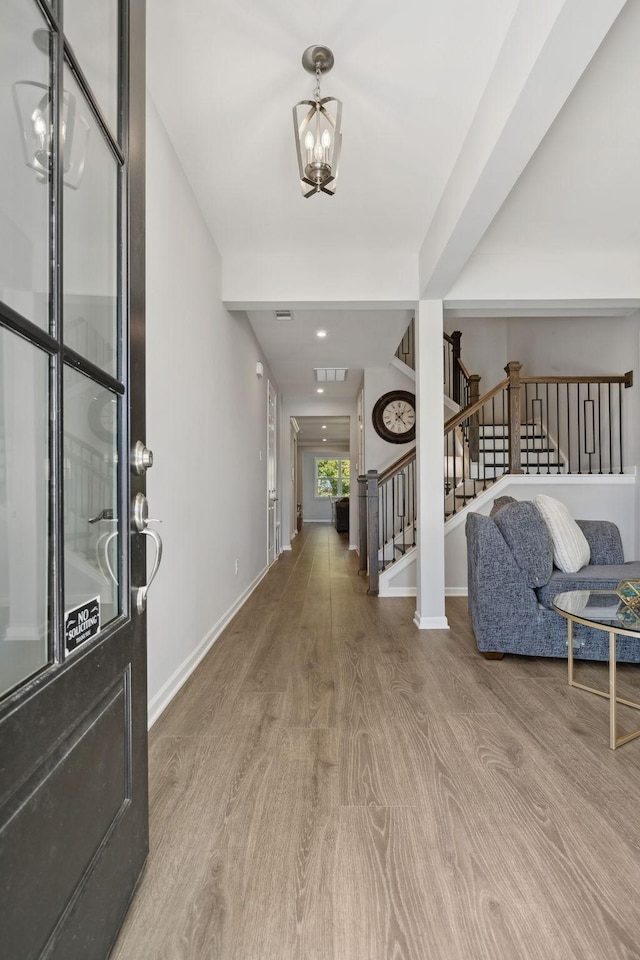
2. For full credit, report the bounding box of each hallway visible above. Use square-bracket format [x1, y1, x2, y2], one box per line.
[112, 524, 640, 960]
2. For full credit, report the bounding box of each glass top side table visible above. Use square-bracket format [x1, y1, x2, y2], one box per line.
[553, 590, 640, 749]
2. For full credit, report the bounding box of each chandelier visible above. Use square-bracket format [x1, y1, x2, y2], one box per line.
[293, 45, 342, 198]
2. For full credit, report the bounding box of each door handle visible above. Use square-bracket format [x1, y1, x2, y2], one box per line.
[133, 492, 164, 613]
[135, 528, 163, 613]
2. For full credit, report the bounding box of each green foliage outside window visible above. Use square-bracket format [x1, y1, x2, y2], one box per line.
[315, 458, 350, 498]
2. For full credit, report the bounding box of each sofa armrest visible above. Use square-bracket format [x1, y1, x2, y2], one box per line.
[575, 520, 624, 565]
[466, 513, 540, 649]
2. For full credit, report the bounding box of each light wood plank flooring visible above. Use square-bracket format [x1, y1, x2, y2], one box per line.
[111, 524, 640, 960]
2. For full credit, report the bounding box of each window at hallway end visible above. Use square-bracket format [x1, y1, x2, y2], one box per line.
[315, 458, 350, 498]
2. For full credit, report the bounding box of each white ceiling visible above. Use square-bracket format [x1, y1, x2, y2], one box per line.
[147, 1, 638, 404]
[147, 0, 520, 402]
[244, 307, 412, 401]
[148, 0, 519, 260]
[293, 415, 350, 446]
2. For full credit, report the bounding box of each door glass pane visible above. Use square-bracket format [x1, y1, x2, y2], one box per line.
[63, 65, 118, 377]
[0, 2, 51, 330]
[0, 328, 50, 697]
[64, 367, 119, 641]
[64, 0, 119, 135]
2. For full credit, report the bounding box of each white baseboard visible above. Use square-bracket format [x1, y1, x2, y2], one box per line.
[445, 588, 468, 597]
[147, 564, 269, 729]
[413, 613, 450, 630]
[380, 587, 417, 597]
[303, 519, 331, 523]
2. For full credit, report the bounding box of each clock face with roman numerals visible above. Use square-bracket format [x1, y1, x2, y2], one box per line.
[372, 390, 416, 443]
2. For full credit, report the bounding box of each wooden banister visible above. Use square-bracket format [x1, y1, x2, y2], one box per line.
[505, 360, 523, 474]
[444, 376, 509, 434]
[520, 371, 633, 387]
[379, 448, 416, 484]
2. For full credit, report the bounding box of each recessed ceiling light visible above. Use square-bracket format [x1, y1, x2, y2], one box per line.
[316, 330, 327, 338]
[322, 438, 327, 442]
[317, 388, 324, 393]
[322, 425, 327, 429]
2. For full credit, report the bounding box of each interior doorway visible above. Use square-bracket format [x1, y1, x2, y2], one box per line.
[290, 416, 351, 531]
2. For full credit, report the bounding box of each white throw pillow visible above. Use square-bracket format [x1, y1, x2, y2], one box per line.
[534, 494, 591, 573]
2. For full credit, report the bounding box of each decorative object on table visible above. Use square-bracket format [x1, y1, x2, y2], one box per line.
[617, 603, 640, 627]
[293, 45, 342, 198]
[371, 390, 416, 444]
[616, 579, 640, 607]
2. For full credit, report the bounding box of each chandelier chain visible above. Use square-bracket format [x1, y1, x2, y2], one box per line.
[314, 63, 322, 102]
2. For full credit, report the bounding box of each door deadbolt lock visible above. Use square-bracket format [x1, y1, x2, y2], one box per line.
[132, 441, 154, 475]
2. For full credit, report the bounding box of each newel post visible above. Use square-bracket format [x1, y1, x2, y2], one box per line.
[451, 330, 462, 405]
[366, 469, 379, 596]
[505, 360, 523, 474]
[357, 475, 368, 574]
[468, 373, 481, 461]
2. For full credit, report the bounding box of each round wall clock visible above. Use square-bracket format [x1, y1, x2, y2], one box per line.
[372, 390, 416, 443]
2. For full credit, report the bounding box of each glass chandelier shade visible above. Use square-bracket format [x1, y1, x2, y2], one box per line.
[293, 46, 342, 198]
[12, 81, 90, 190]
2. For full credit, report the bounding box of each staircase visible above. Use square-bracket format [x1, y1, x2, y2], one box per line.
[359, 325, 633, 597]
[357, 451, 416, 595]
[473, 422, 564, 478]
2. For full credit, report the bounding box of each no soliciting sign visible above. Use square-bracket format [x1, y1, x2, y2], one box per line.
[65, 596, 100, 653]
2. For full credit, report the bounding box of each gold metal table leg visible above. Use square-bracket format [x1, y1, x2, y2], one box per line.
[565, 621, 640, 750]
[567, 620, 573, 685]
[609, 630, 617, 750]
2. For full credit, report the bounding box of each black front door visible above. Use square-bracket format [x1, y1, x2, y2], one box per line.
[0, 1, 149, 957]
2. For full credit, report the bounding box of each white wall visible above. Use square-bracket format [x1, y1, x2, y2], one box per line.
[145, 95, 274, 723]
[363, 365, 416, 473]
[443, 316, 509, 389]
[301, 447, 350, 522]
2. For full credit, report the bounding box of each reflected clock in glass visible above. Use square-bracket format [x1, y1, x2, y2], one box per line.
[372, 390, 416, 443]
[88, 392, 117, 443]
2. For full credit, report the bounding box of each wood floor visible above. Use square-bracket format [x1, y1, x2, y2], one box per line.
[111, 524, 640, 960]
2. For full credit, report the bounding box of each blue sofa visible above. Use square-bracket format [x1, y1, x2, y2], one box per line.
[466, 500, 640, 661]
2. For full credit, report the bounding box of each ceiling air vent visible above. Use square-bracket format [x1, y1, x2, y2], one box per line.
[274, 309, 292, 321]
[314, 368, 348, 382]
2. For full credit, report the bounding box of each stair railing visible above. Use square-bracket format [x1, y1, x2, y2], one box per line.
[394, 317, 415, 369]
[395, 323, 473, 408]
[444, 362, 633, 517]
[358, 449, 416, 596]
[443, 330, 462, 404]
[444, 375, 510, 516]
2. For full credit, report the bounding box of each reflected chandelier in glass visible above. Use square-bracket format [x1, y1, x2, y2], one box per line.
[12, 30, 90, 190]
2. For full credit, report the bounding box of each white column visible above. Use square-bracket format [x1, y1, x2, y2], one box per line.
[414, 299, 448, 630]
